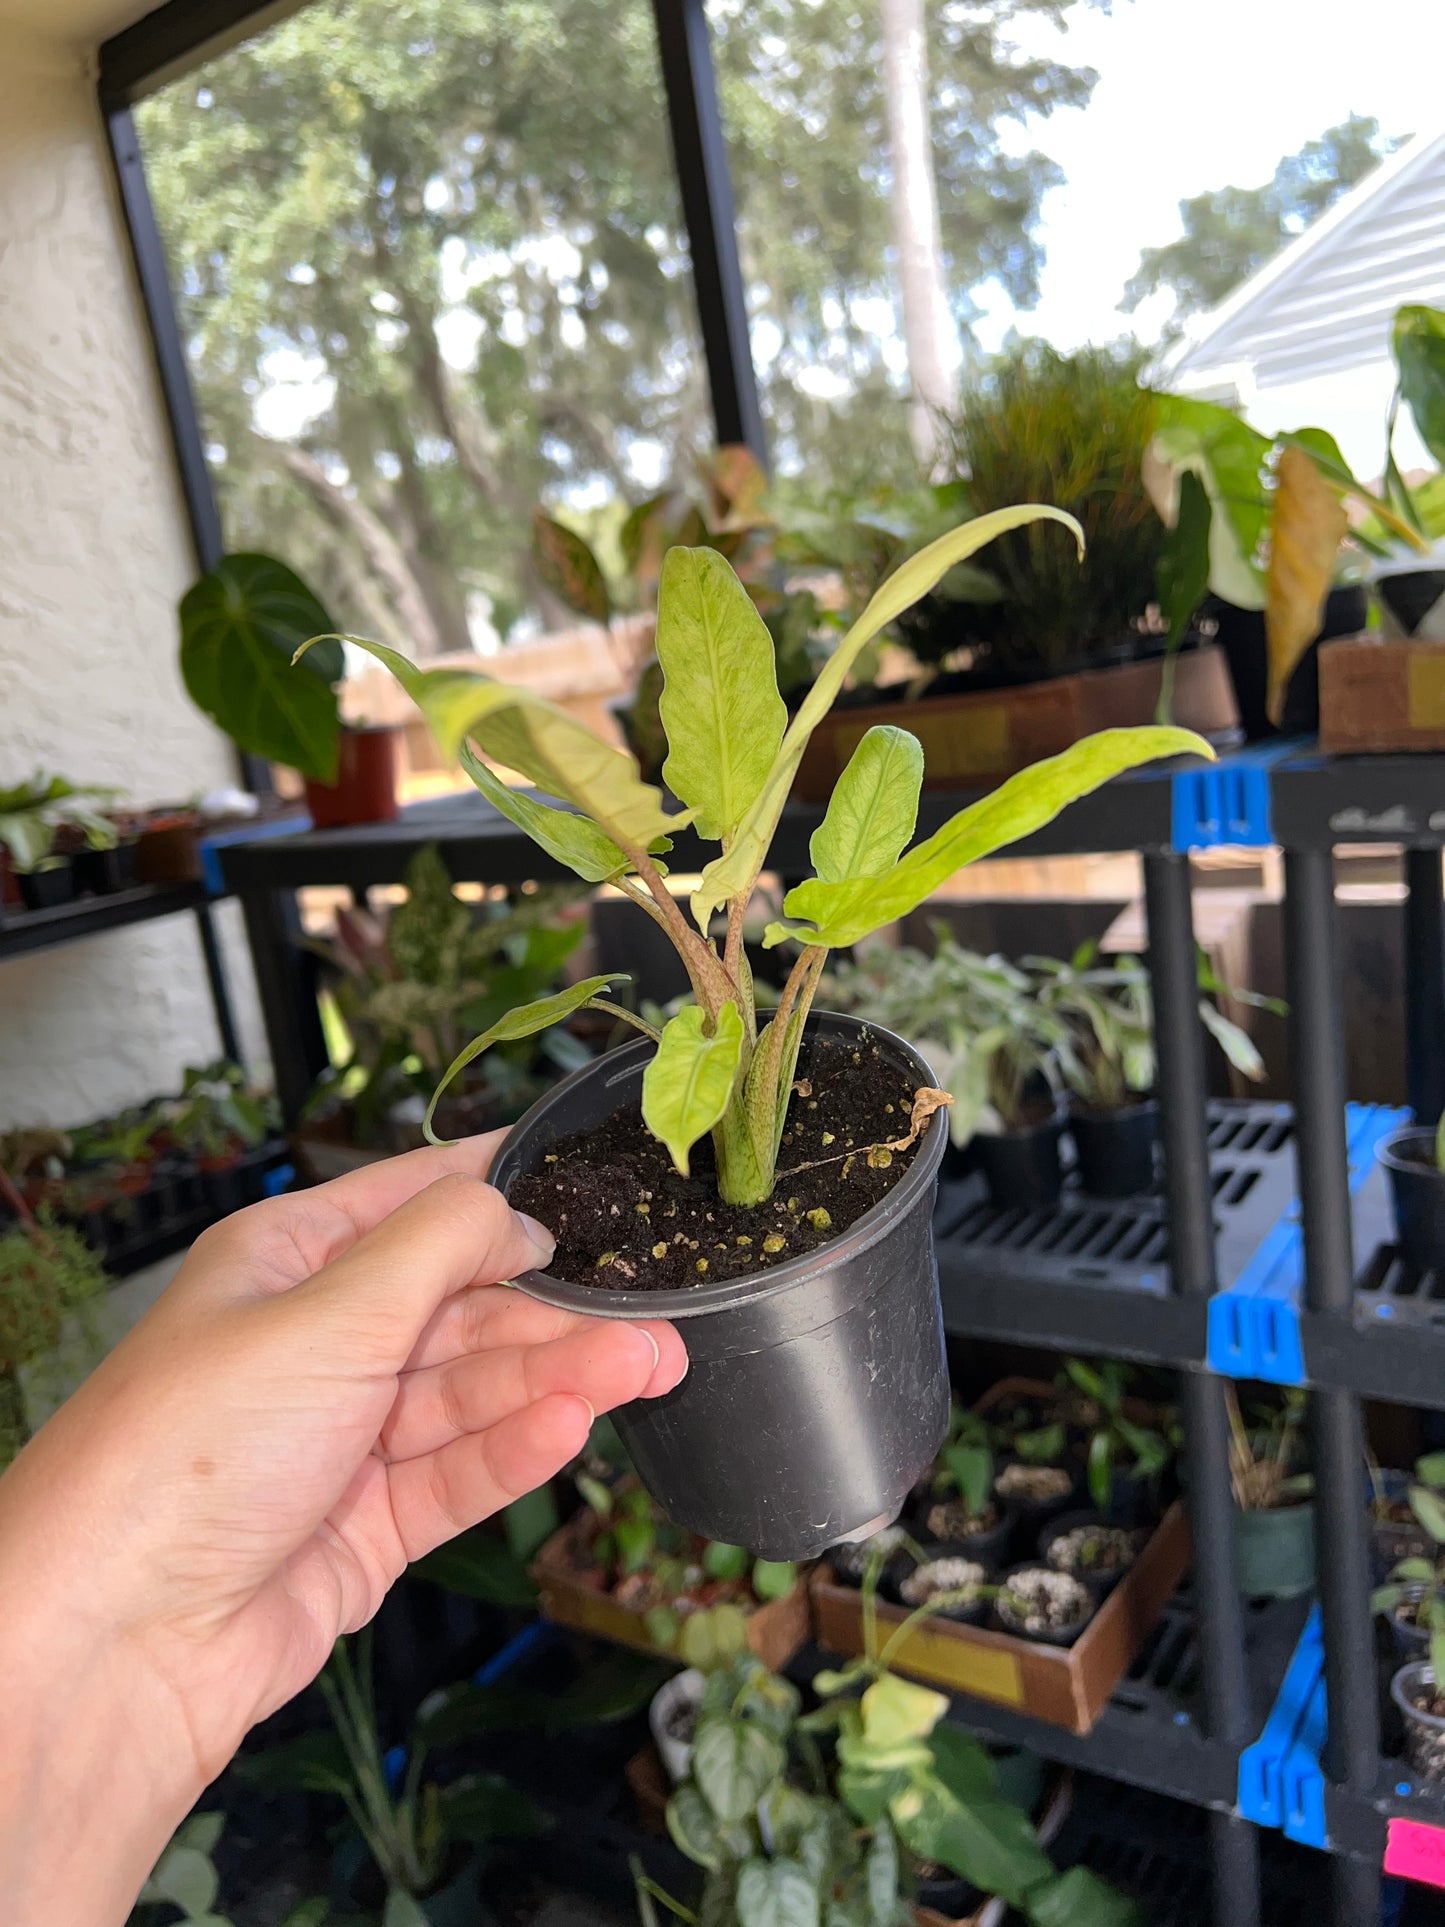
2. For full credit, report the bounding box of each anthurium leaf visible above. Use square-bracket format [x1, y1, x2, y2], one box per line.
[1394, 305, 1445, 470]
[424, 976, 628, 1144]
[1148, 398, 1271, 611]
[532, 511, 612, 624]
[182, 555, 342, 781]
[693, 1715, 786, 1824]
[810, 726, 924, 883]
[457, 744, 634, 883]
[1156, 469, 1212, 648]
[1025, 1867, 1144, 1927]
[773, 729, 1210, 950]
[736, 1857, 820, 1927]
[1264, 443, 1348, 725]
[657, 547, 787, 841]
[691, 505, 1084, 928]
[641, 1002, 745, 1177]
[668, 1785, 724, 1870]
[892, 1777, 1053, 1908]
[860, 1674, 950, 1749]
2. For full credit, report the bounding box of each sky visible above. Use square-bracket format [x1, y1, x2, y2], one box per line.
[974, 0, 1445, 356]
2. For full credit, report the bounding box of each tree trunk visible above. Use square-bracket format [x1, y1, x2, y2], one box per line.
[277, 445, 448, 658]
[879, 0, 959, 472]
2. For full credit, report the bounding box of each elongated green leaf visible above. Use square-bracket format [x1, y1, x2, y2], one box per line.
[1027, 1868, 1143, 1927]
[668, 1785, 724, 1870]
[532, 511, 612, 624]
[437, 1772, 552, 1844]
[641, 1002, 745, 1177]
[691, 505, 1084, 928]
[770, 728, 1210, 950]
[892, 1775, 1054, 1909]
[184, 555, 342, 780]
[657, 547, 786, 840]
[425, 975, 627, 1144]
[299, 635, 685, 855]
[232, 1730, 352, 1795]
[384, 1893, 431, 1927]
[1156, 469, 1212, 650]
[1394, 305, 1445, 469]
[457, 743, 633, 883]
[693, 1716, 786, 1824]
[1412, 1485, 1445, 1543]
[1149, 398, 1272, 611]
[810, 726, 923, 883]
[736, 1857, 820, 1927]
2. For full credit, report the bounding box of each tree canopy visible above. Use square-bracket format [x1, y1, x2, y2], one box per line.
[139, 0, 1106, 651]
[1120, 113, 1404, 331]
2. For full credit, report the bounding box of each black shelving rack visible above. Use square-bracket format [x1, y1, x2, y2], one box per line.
[217, 741, 1445, 1926]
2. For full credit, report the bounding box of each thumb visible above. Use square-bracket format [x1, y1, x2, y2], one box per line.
[282, 1173, 556, 1372]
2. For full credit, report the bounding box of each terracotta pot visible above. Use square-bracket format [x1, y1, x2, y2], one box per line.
[304, 727, 401, 829]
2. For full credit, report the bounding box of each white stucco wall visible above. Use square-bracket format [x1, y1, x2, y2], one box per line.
[0, 23, 268, 1129]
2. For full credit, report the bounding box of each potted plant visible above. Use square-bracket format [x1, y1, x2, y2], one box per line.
[651, 1611, 1139, 1927]
[299, 514, 1206, 1557]
[1379, 1113, 1445, 1274]
[913, 1405, 1014, 1566]
[0, 1170, 108, 1466]
[1374, 1466, 1445, 1666]
[1226, 1385, 1315, 1600]
[1038, 1515, 1145, 1596]
[178, 553, 402, 827]
[0, 772, 120, 911]
[1394, 1661, 1445, 1786]
[1370, 1456, 1443, 1578]
[994, 1567, 1097, 1646]
[167, 1061, 275, 1212]
[1058, 1358, 1172, 1524]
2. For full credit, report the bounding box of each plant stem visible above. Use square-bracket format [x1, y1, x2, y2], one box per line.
[624, 846, 736, 1016]
[587, 999, 663, 1044]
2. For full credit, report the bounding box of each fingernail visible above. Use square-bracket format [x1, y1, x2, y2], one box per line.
[517, 1211, 556, 1266]
[572, 1395, 596, 1428]
[637, 1326, 661, 1373]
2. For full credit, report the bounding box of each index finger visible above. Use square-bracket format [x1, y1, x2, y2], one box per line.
[308, 1131, 512, 1240]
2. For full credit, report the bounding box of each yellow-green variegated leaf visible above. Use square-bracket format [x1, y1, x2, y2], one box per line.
[641, 1001, 745, 1178]
[656, 546, 786, 841]
[690, 505, 1083, 928]
[458, 743, 635, 884]
[809, 725, 923, 883]
[772, 728, 1211, 950]
[423, 976, 627, 1144]
[298, 635, 685, 857]
[531, 512, 611, 625]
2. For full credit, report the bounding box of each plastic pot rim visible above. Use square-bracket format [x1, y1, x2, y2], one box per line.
[498, 1011, 946, 1322]
[1378, 1127, 1445, 1179]
[1393, 1658, 1445, 1727]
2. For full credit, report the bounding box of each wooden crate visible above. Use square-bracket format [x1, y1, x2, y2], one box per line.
[792, 645, 1237, 803]
[810, 1500, 1189, 1736]
[1319, 636, 1445, 752]
[530, 1510, 812, 1672]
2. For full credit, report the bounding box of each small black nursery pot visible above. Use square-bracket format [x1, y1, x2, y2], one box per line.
[1069, 1099, 1158, 1199]
[491, 1012, 951, 1562]
[974, 1112, 1065, 1211]
[1380, 1128, 1445, 1274]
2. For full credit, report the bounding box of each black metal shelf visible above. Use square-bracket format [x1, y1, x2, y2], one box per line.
[0, 880, 209, 959]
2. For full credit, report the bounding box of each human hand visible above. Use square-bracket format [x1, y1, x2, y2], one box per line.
[0, 1135, 685, 1926]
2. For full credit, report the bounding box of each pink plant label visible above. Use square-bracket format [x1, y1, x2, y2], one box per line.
[1385, 1817, 1445, 1886]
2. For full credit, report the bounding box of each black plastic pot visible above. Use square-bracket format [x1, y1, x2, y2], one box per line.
[1070, 1099, 1158, 1199]
[993, 1460, 1078, 1545]
[491, 1011, 952, 1561]
[73, 842, 138, 895]
[890, 1555, 993, 1624]
[1380, 1128, 1445, 1274]
[994, 1564, 1094, 1646]
[1210, 584, 1367, 740]
[1039, 1510, 1142, 1597]
[1373, 562, 1445, 640]
[18, 862, 74, 911]
[974, 1113, 1065, 1211]
[915, 1493, 1017, 1568]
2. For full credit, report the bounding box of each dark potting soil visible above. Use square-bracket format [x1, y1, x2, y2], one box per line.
[509, 1033, 925, 1292]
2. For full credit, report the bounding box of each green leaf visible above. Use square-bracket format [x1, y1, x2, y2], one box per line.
[1088, 1430, 1114, 1512]
[1411, 1485, 1445, 1544]
[642, 1001, 745, 1177]
[926, 1725, 999, 1804]
[424, 976, 628, 1143]
[751, 1558, 797, 1602]
[408, 1527, 537, 1605]
[704, 1540, 752, 1582]
[309, 635, 686, 856]
[277, 1903, 330, 1927]
[232, 1729, 352, 1795]
[770, 729, 1210, 950]
[147, 1844, 221, 1919]
[384, 1892, 432, 1927]
[181, 554, 341, 780]
[860, 1674, 949, 1749]
[691, 505, 1085, 928]
[532, 512, 612, 624]
[1149, 398, 1271, 611]
[1026, 1867, 1144, 1927]
[1394, 305, 1445, 470]
[893, 1776, 1054, 1908]
[1156, 469, 1212, 649]
[457, 743, 634, 884]
[176, 1813, 226, 1857]
[941, 1441, 992, 1518]
[736, 1858, 820, 1927]
[657, 547, 787, 841]
[1198, 999, 1265, 1081]
[809, 726, 924, 884]
[504, 1486, 561, 1561]
[693, 1715, 786, 1824]
[865, 1817, 900, 1927]
[436, 1771, 551, 1844]
[668, 1784, 724, 1870]
[679, 1603, 750, 1671]
[1417, 1453, 1445, 1490]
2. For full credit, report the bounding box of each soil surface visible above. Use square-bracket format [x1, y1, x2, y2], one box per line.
[509, 1033, 926, 1292]
[996, 1464, 1073, 1507]
[925, 1497, 1000, 1541]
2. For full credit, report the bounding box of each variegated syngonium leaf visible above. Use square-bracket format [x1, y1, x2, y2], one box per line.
[809, 725, 923, 882]
[656, 545, 787, 842]
[691, 505, 1084, 930]
[641, 1002, 746, 1178]
[765, 727, 1212, 951]
[424, 975, 628, 1144]
[296, 634, 686, 858]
